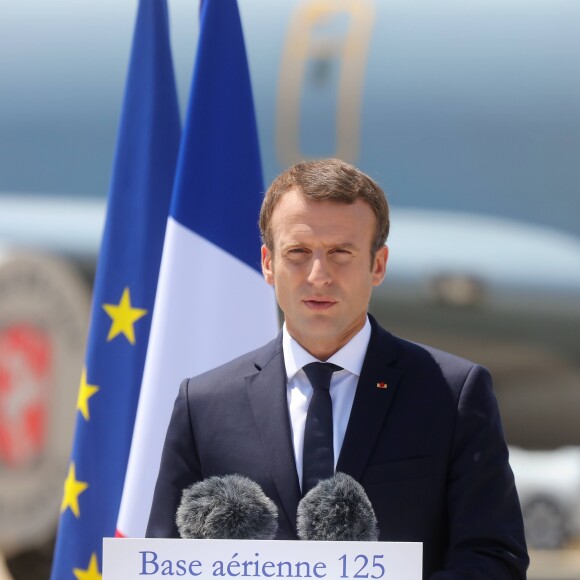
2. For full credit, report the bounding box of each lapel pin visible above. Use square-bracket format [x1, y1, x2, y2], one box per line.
[376, 382, 388, 389]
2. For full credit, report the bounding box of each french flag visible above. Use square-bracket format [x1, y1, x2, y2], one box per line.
[116, 0, 279, 537]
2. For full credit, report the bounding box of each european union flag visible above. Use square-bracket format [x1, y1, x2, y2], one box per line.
[50, 0, 181, 577]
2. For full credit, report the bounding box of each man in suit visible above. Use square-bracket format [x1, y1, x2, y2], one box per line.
[147, 159, 529, 578]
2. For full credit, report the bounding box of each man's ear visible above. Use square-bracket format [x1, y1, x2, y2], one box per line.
[261, 245, 274, 286]
[372, 245, 388, 286]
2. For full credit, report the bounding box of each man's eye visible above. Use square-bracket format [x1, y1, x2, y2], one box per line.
[286, 248, 309, 260]
[331, 248, 353, 262]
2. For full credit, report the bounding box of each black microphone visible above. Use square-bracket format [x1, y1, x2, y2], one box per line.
[297, 472, 379, 541]
[176, 474, 278, 540]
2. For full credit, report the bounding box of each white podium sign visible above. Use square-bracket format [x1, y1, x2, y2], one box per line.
[103, 538, 422, 580]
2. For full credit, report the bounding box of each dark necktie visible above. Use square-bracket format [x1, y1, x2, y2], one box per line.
[302, 362, 342, 495]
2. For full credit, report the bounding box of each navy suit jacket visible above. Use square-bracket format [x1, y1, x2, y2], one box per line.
[147, 316, 528, 579]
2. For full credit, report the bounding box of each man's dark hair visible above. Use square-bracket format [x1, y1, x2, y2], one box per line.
[259, 158, 389, 258]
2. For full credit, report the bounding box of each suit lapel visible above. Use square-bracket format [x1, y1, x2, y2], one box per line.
[245, 335, 301, 534]
[337, 318, 402, 481]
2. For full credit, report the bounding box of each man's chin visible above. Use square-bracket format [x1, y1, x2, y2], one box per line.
[296, 317, 343, 341]
[288, 313, 334, 331]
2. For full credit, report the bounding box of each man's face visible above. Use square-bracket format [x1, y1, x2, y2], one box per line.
[261, 188, 388, 360]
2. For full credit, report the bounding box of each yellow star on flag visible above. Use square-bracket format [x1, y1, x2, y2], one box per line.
[76, 368, 99, 421]
[102, 287, 147, 345]
[60, 462, 89, 518]
[73, 553, 102, 580]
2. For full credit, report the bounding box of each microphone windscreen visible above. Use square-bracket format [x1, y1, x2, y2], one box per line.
[297, 472, 379, 541]
[176, 474, 278, 540]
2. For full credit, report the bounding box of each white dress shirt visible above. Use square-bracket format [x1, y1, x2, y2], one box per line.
[282, 317, 371, 490]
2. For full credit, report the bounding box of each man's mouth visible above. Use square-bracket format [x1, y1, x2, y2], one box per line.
[303, 299, 336, 310]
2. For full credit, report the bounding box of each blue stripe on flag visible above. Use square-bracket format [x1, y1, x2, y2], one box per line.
[169, 0, 264, 273]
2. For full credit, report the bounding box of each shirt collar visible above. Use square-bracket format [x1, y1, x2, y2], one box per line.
[282, 316, 371, 381]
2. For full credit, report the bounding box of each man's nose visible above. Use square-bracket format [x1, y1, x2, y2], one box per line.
[307, 257, 332, 286]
